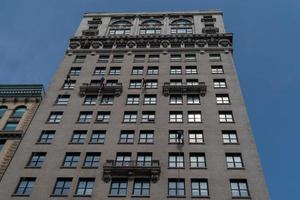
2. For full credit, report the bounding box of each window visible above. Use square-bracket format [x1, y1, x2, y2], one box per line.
[170, 66, 182, 75]
[226, 153, 244, 168]
[112, 55, 124, 63]
[75, 178, 94, 196]
[216, 94, 230, 104]
[144, 94, 156, 105]
[69, 67, 81, 76]
[170, 95, 183, 105]
[230, 179, 250, 198]
[222, 131, 238, 144]
[52, 178, 72, 196]
[110, 179, 128, 196]
[27, 152, 46, 168]
[213, 79, 227, 88]
[219, 111, 234, 123]
[185, 54, 196, 62]
[190, 153, 206, 168]
[170, 54, 181, 62]
[169, 111, 183, 123]
[185, 66, 197, 74]
[148, 55, 160, 62]
[74, 55, 86, 63]
[132, 66, 144, 75]
[100, 95, 114, 105]
[94, 67, 106, 75]
[137, 153, 152, 166]
[37, 130, 55, 144]
[63, 80, 76, 89]
[106, 79, 118, 86]
[209, 53, 221, 62]
[109, 67, 121, 75]
[211, 65, 224, 74]
[168, 179, 185, 197]
[133, 179, 150, 196]
[142, 111, 155, 123]
[96, 111, 110, 122]
[191, 179, 209, 197]
[171, 28, 193, 34]
[188, 130, 204, 144]
[3, 122, 18, 131]
[12, 106, 26, 118]
[90, 130, 106, 144]
[147, 66, 159, 75]
[170, 79, 182, 85]
[116, 153, 131, 166]
[109, 29, 130, 35]
[90, 79, 102, 86]
[84, 95, 97, 105]
[145, 79, 158, 89]
[134, 55, 145, 63]
[188, 111, 202, 123]
[70, 131, 87, 144]
[62, 152, 80, 168]
[187, 95, 200, 104]
[129, 80, 142, 89]
[0, 106, 7, 118]
[186, 79, 199, 86]
[169, 130, 184, 144]
[119, 130, 134, 144]
[78, 112, 92, 123]
[98, 55, 110, 63]
[169, 153, 184, 168]
[127, 95, 139, 105]
[83, 152, 100, 168]
[140, 28, 161, 35]
[0, 140, 6, 152]
[139, 130, 154, 144]
[56, 95, 70, 105]
[123, 111, 137, 123]
[14, 177, 36, 196]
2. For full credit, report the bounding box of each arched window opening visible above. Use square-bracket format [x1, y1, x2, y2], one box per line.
[0, 106, 7, 119]
[12, 106, 27, 118]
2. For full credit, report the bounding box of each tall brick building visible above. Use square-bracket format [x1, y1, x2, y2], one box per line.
[0, 85, 44, 181]
[0, 11, 269, 199]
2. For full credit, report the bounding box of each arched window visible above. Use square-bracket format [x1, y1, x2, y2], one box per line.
[0, 106, 7, 119]
[171, 19, 192, 25]
[111, 20, 132, 26]
[141, 19, 162, 26]
[12, 106, 27, 118]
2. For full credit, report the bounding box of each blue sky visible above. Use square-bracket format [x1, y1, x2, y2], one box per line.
[1, 0, 299, 199]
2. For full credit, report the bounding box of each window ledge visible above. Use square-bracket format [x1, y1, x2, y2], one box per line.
[232, 197, 251, 199]
[131, 195, 150, 198]
[73, 194, 92, 197]
[11, 194, 30, 197]
[50, 194, 68, 197]
[108, 195, 127, 197]
[191, 196, 210, 198]
[167, 195, 186, 198]
[82, 166, 99, 169]
[68, 142, 85, 145]
[60, 166, 77, 169]
[24, 166, 42, 169]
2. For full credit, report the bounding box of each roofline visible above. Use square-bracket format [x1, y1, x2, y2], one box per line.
[84, 10, 223, 18]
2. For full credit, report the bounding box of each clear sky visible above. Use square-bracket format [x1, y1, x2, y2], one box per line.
[1, 0, 299, 199]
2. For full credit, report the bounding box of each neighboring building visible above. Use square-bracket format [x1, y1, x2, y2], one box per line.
[0, 85, 44, 181]
[0, 11, 269, 199]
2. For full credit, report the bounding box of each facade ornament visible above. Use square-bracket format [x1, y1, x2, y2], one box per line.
[91, 41, 103, 49]
[161, 40, 170, 48]
[195, 39, 207, 47]
[69, 41, 80, 49]
[127, 41, 136, 48]
[218, 39, 231, 47]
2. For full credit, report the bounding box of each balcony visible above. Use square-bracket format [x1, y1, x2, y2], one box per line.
[0, 130, 22, 139]
[103, 160, 161, 183]
[163, 82, 207, 96]
[79, 83, 123, 97]
[82, 29, 99, 36]
[202, 27, 219, 34]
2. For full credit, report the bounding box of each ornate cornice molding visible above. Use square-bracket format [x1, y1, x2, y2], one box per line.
[68, 33, 233, 52]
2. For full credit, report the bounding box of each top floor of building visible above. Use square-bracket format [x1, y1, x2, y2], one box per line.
[74, 10, 227, 37]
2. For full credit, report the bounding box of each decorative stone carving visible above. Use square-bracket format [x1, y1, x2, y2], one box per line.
[69, 42, 80, 49]
[195, 39, 207, 47]
[218, 39, 231, 47]
[127, 41, 136, 48]
[91, 41, 103, 49]
[161, 40, 170, 48]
